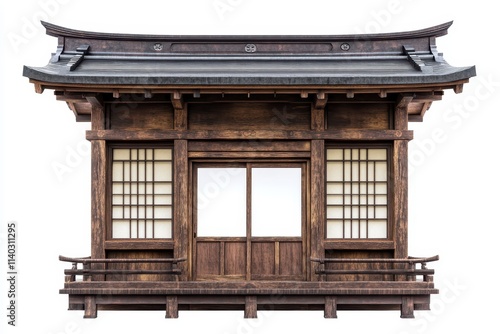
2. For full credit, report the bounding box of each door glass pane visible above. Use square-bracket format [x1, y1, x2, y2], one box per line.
[251, 168, 302, 237]
[197, 168, 246, 237]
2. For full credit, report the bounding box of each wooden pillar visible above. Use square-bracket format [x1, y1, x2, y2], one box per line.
[174, 140, 189, 279]
[324, 296, 337, 318]
[393, 98, 409, 261]
[393, 140, 408, 260]
[401, 296, 415, 318]
[84, 296, 97, 318]
[166, 296, 179, 318]
[310, 140, 325, 281]
[90, 104, 106, 281]
[244, 296, 258, 318]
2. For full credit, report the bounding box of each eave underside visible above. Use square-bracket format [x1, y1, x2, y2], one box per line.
[29, 79, 468, 123]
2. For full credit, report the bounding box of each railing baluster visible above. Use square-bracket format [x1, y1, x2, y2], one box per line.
[60, 256, 187, 281]
[311, 256, 438, 282]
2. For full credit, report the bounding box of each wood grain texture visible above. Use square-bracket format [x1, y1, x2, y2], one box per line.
[174, 140, 189, 280]
[91, 140, 106, 281]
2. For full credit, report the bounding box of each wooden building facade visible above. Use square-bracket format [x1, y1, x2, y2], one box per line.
[23, 21, 475, 318]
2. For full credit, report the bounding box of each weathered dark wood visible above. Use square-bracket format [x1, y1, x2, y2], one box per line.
[104, 240, 174, 250]
[326, 103, 391, 130]
[84, 296, 97, 318]
[188, 102, 311, 131]
[90, 140, 106, 281]
[86, 129, 413, 141]
[60, 255, 185, 264]
[65, 269, 182, 275]
[401, 296, 415, 318]
[393, 140, 408, 262]
[310, 140, 324, 281]
[188, 140, 310, 152]
[105, 251, 178, 281]
[166, 296, 179, 318]
[244, 296, 258, 318]
[324, 296, 337, 318]
[317, 269, 434, 275]
[62, 280, 437, 293]
[174, 140, 189, 280]
[224, 242, 246, 276]
[324, 240, 395, 250]
[107, 103, 174, 130]
[26, 21, 472, 318]
[312, 255, 438, 264]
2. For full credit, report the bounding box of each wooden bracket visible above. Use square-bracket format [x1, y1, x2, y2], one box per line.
[85, 94, 104, 109]
[396, 94, 414, 111]
[314, 92, 328, 109]
[171, 91, 185, 110]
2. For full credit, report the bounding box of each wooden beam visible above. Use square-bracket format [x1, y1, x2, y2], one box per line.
[454, 84, 464, 94]
[86, 129, 414, 141]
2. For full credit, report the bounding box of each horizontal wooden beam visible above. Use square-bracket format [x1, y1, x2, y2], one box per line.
[324, 240, 395, 250]
[31, 78, 471, 97]
[86, 129, 413, 141]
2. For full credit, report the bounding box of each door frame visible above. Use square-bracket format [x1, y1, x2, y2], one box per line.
[189, 159, 310, 281]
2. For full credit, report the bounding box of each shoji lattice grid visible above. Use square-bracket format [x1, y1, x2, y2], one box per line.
[326, 148, 388, 238]
[111, 148, 172, 238]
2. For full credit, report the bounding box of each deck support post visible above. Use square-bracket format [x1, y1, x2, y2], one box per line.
[401, 296, 415, 318]
[166, 296, 179, 318]
[244, 296, 258, 318]
[83, 296, 97, 318]
[324, 296, 338, 318]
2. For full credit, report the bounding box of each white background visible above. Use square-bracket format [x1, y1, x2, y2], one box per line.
[1, 1, 498, 333]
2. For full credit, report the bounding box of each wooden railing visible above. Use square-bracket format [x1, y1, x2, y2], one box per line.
[311, 255, 439, 282]
[60, 255, 186, 282]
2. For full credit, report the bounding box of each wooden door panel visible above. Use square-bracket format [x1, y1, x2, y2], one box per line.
[279, 242, 302, 276]
[223, 241, 246, 276]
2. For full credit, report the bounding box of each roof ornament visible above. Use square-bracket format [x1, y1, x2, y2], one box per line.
[67, 44, 90, 72]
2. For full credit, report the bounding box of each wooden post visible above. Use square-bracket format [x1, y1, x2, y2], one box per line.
[174, 140, 189, 280]
[324, 296, 338, 318]
[90, 139, 106, 281]
[244, 296, 258, 318]
[166, 296, 179, 318]
[84, 296, 97, 318]
[401, 297, 415, 318]
[310, 140, 325, 281]
[393, 97, 410, 278]
[90, 104, 106, 281]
